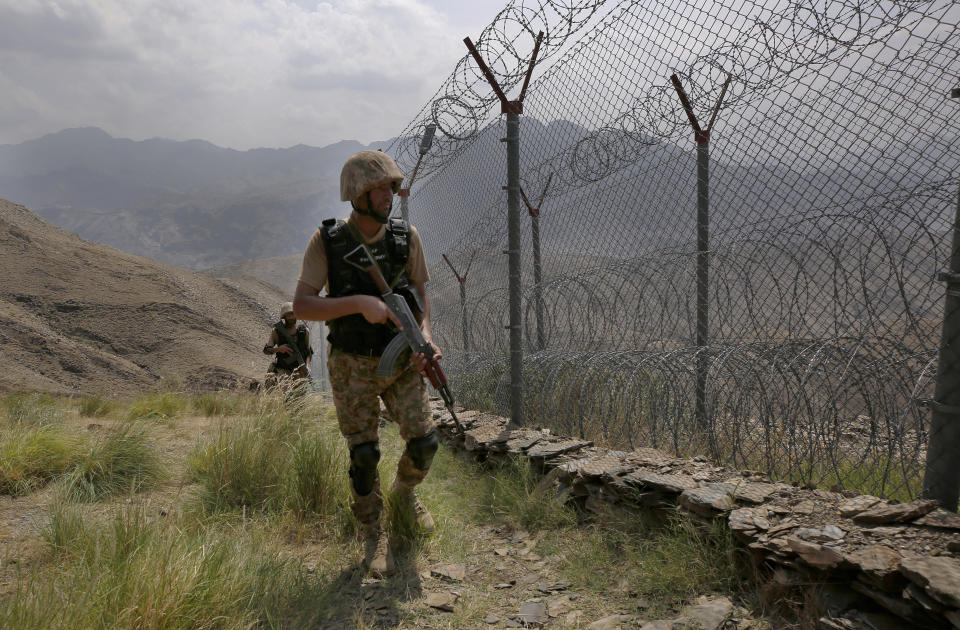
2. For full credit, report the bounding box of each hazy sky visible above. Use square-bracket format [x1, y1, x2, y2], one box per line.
[0, 0, 510, 149]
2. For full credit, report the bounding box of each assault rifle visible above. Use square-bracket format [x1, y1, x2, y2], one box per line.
[344, 243, 465, 435]
[274, 322, 309, 378]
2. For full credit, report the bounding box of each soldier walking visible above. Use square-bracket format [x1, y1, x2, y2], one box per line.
[293, 150, 439, 577]
[263, 302, 313, 395]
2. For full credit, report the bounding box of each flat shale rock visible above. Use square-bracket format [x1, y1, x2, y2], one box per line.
[517, 601, 549, 626]
[588, 614, 632, 630]
[547, 595, 574, 617]
[563, 452, 635, 478]
[504, 432, 543, 453]
[526, 439, 592, 459]
[681, 596, 734, 630]
[786, 537, 846, 570]
[838, 495, 884, 518]
[464, 420, 509, 451]
[430, 563, 466, 582]
[723, 479, 777, 504]
[627, 471, 699, 494]
[729, 507, 771, 540]
[847, 545, 903, 590]
[681, 483, 737, 516]
[851, 580, 940, 626]
[625, 447, 675, 467]
[796, 525, 846, 543]
[916, 509, 960, 531]
[425, 591, 457, 612]
[900, 556, 960, 608]
[852, 499, 938, 524]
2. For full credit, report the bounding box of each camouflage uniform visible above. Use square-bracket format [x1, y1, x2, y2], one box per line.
[298, 151, 438, 547]
[263, 302, 312, 398]
[328, 349, 433, 524]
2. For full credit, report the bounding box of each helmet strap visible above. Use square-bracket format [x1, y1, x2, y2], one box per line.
[351, 191, 390, 224]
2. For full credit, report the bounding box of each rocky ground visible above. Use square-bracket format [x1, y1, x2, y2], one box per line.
[435, 405, 960, 629]
[0, 396, 776, 630]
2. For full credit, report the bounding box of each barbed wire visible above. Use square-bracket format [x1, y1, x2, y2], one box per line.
[387, 0, 610, 180]
[387, 0, 960, 500]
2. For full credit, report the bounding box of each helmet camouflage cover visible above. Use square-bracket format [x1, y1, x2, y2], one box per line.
[340, 150, 404, 202]
[279, 301, 294, 318]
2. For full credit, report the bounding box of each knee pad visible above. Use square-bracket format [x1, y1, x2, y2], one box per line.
[404, 431, 439, 471]
[349, 441, 381, 496]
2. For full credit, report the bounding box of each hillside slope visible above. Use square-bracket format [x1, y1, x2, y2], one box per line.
[205, 254, 303, 294]
[0, 198, 281, 395]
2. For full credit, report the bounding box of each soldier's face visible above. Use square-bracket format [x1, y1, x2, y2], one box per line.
[368, 183, 394, 215]
[283, 314, 296, 325]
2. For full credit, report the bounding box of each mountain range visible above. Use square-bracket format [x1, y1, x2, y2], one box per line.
[0, 127, 392, 269]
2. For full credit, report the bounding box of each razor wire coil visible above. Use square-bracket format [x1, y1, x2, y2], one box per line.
[387, 0, 960, 501]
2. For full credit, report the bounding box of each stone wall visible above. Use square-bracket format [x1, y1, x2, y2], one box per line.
[432, 401, 960, 630]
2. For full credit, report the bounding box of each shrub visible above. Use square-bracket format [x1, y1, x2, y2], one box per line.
[191, 392, 246, 417]
[481, 456, 577, 531]
[3, 393, 64, 426]
[77, 394, 117, 418]
[125, 392, 189, 422]
[2, 504, 318, 630]
[0, 425, 79, 495]
[58, 422, 165, 501]
[189, 408, 299, 512]
[286, 430, 349, 520]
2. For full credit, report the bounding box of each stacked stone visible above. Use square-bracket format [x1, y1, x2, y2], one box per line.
[433, 400, 960, 630]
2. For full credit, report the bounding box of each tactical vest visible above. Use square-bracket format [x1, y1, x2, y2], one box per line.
[321, 217, 415, 356]
[273, 322, 311, 370]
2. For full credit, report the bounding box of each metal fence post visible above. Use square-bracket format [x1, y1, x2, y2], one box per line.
[671, 74, 730, 430]
[921, 85, 960, 510]
[398, 124, 437, 225]
[442, 251, 476, 355]
[521, 174, 553, 351]
[506, 111, 523, 422]
[530, 209, 544, 350]
[464, 32, 544, 427]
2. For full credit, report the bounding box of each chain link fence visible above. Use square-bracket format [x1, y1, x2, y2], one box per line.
[386, 0, 960, 502]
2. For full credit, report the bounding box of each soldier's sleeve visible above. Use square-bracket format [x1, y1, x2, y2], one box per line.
[298, 228, 329, 293]
[304, 327, 314, 356]
[263, 329, 278, 354]
[408, 225, 431, 284]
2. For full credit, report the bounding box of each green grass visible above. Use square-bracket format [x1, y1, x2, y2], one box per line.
[125, 392, 190, 422]
[541, 512, 744, 620]
[0, 391, 762, 629]
[57, 422, 166, 501]
[478, 456, 578, 531]
[0, 424, 79, 495]
[3, 503, 323, 630]
[190, 392, 246, 417]
[3, 393, 65, 426]
[188, 399, 350, 520]
[0, 417, 163, 500]
[77, 393, 118, 418]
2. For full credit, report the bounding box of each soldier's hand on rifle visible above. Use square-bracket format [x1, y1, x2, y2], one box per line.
[358, 295, 402, 328]
[415, 339, 442, 377]
[276, 344, 293, 355]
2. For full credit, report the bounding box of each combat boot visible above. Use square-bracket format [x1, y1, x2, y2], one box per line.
[362, 522, 395, 577]
[391, 484, 435, 533]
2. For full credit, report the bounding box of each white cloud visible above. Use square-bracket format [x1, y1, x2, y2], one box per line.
[0, 0, 472, 148]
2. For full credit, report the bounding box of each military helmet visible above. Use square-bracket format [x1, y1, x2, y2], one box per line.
[279, 302, 294, 318]
[340, 150, 404, 202]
